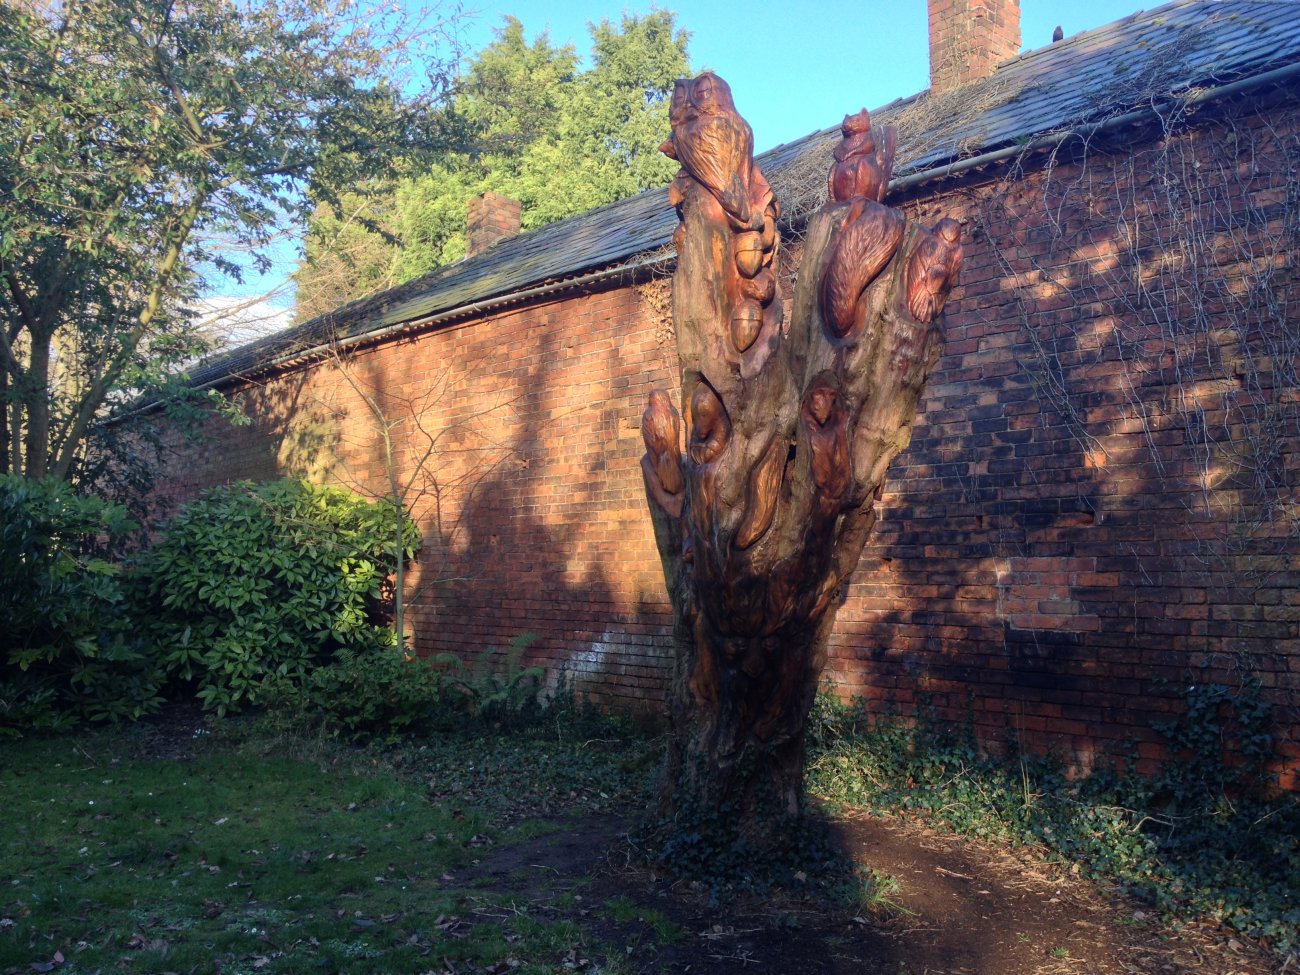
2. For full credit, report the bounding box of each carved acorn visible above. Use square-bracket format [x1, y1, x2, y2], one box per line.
[733, 231, 766, 278]
[730, 300, 763, 352]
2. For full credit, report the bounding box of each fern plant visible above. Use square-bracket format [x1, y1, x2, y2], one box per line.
[435, 633, 544, 720]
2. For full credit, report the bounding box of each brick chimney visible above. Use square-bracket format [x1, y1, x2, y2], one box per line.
[466, 192, 521, 258]
[928, 0, 1022, 94]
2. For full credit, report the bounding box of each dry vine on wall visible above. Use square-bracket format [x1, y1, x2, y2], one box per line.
[975, 92, 1300, 747]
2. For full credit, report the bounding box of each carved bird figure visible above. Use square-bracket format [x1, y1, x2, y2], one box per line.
[661, 73, 758, 229]
[827, 110, 896, 203]
[903, 217, 964, 323]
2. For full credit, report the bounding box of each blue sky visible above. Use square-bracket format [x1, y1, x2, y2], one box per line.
[218, 0, 1149, 305]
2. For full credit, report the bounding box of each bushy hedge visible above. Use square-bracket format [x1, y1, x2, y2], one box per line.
[2, 475, 566, 738]
[2, 475, 552, 740]
[262, 645, 448, 742]
[133, 479, 420, 716]
[0, 475, 162, 734]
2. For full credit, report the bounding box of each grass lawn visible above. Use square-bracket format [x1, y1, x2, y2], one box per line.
[0, 716, 652, 975]
[2, 707, 1295, 974]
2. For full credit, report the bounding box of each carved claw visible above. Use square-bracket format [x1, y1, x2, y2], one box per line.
[739, 268, 775, 304]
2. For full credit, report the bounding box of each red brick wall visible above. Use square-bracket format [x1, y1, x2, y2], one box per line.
[153, 96, 1299, 788]
[153, 284, 685, 710]
[839, 99, 1299, 788]
[927, 0, 1021, 94]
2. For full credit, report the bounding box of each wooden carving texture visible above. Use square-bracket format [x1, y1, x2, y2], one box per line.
[643, 86, 963, 797]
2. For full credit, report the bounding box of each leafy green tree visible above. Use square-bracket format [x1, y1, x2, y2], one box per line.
[294, 11, 690, 320]
[0, 0, 462, 481]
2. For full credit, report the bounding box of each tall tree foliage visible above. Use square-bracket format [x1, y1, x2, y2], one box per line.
[0, 0, 461, 481]
[294, 11, 691, 321]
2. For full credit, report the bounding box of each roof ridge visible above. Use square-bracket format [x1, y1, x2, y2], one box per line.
[1004, 0, 1190, 68]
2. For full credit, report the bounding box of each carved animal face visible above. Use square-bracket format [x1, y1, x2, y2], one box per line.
[806, 387, 837, 426]
[841, 109, 872, 136]
[688, 72, 736, 118]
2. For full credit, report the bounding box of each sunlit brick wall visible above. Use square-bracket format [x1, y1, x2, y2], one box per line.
[154, 95, 1299, 788]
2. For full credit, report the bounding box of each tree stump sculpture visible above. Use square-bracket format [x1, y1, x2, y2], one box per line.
[642, 75, 963, 851]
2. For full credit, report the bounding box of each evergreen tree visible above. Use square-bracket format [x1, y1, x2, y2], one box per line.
[294, 11, 690, 322]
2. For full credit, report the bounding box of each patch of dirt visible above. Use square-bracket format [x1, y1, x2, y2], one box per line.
[123, 702, 214, 761]
[469, 811, 1280, 975]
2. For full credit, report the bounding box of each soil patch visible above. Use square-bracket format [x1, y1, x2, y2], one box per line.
[470, 811, 1278, 975]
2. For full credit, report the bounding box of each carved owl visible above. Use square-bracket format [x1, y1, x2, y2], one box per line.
[664, 73, 757, 229]
[904, 217, 963, 323]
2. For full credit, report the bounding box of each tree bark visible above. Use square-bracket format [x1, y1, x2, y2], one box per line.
[22, 331, 53, 480]
[641, 82, 963, 851]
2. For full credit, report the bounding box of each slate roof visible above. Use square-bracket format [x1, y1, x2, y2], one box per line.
[187, 0, 1300, 390]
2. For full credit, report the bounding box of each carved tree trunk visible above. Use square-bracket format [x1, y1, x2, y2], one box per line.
[641, 75, 963, 849]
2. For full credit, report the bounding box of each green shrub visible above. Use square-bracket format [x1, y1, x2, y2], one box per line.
[134, 479, 418, 715]
[263, 646, 446, 742]
[0, 475, 162, 734]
